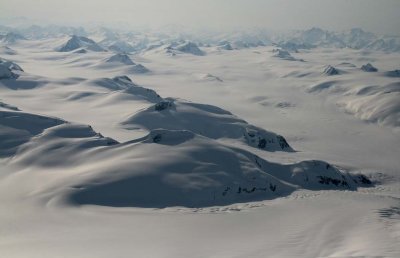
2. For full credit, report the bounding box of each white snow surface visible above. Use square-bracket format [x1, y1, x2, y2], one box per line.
[0, 34, 400, 258]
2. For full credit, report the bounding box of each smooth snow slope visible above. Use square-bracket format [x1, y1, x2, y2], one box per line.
[0, 36, 400, 257]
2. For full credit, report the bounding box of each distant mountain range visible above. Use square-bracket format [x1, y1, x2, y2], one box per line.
[1, 24, 399, 52]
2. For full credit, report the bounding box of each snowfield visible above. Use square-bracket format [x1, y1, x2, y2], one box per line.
[1, 28, 400, 257]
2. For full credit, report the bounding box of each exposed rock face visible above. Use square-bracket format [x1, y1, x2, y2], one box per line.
[361, 63, 378, 72]
[323, 65, 340, 76]
[0, 58, 23, 79]
[385, 69, 400, 77]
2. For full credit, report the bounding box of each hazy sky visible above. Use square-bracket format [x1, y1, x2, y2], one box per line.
[1, 0, 399, 34]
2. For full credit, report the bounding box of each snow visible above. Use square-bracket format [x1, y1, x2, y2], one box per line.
[0, 28, 400, 257]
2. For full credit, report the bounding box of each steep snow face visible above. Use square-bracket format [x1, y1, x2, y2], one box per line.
[361, 63, 378, 72]
[122, 99, 293, 152]
[0, 58, 23, 79]
[175, 41, 205, 56]
[57, 35, 105, 52]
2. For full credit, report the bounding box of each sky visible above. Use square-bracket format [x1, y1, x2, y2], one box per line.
[1, 0, 399, 34]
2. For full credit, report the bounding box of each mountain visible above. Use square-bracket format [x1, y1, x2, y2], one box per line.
[90, 76, 161, 102]
[272, 49, 301, 61]
[175, 41, 205, 56]
[102, 54, 150, 73]
[217, 41, 233, 50]
[57, 35, 105, 52]
[366, 37, 400, 52]
[105, 53, 135, 65]
[323, 65, 340, 76]
[0, 58, 23, 79]
[121, 98, 293, 152]
[341, 28, 377, 49]
[0, 32, 25, 44]
[278, 27, 400, 52]
[384, 69, 400, 78]
[0, 107, 371, 208]
[361, 63, 378, 72]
